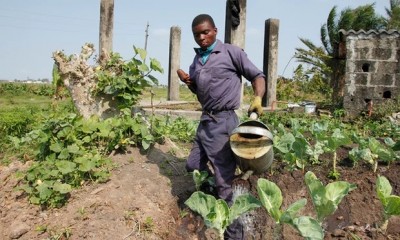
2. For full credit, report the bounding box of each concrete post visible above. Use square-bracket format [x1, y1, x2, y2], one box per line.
[168, 26, 181, 101]
[99, 0, 114, 64]
[263, 19, 279, 107]
[225, 0, 247, 105]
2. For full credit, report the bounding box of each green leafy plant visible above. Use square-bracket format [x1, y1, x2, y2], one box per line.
[93, 46, 163, 110]
[192, 170, 212, 191]
[184, 191, 260, 240]
[376, 175, 400, 231]
[256, 178, 324, 239]
[322, 128, 351, 179]
[349, 137, 397, 172]
[305, 171, 356, 223]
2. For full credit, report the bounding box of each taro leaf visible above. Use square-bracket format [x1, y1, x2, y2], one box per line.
[280, 198, 307, 225]
[53, 182, 72, 194]
[257, 178, 282, 222]
[185, 191, 216, 223]
[56, 160, 76, 175]
[292, 216, 324, 240]
[229, 194, 261, 224]
[385, 196, 400, 216]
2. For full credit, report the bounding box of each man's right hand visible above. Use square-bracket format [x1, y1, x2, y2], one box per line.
[177, 69, 192, 86]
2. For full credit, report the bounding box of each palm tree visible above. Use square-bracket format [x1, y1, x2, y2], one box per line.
[295, 4, 385, 105]
[385, 0, 400, 29]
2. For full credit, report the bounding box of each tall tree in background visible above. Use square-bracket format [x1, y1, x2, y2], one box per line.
[295, 4, 385, 105]
[385, 0, 400, 29]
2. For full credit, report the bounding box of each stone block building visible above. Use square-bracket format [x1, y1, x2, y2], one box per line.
[339, 29, 400, 116]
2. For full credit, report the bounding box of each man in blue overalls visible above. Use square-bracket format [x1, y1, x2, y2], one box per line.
[177, 14, 265, 240]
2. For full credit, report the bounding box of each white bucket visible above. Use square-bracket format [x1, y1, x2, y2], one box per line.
[304, 104, 316, 113]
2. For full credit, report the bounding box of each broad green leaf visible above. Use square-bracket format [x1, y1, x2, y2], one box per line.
[56, 160, 76, 175]
[36, 183, 52, 200]
[229, 194, 261, 223]
[274, 132, 295, 154]
[192, 170, 209, 191]
[376, 175, 392, 205]
[185, 191, 216, 221]
[50, 142, 63, 153]
[78, 159, 96, 172]
[136, 47, 147, 61]
[305, 171, 356, 222]
[385, 196, 400, 216]
[358, 148, 375, 164]
[211, 200, 230, 232]
[67, 144, 80, 154]
[280, 198, 307, 224]
[150, 58, 164, 73]
[58, 148, 70, 160]
[325, 181, 357, 206]
[53, 182, 72, 194]
[257, 178, 282, 222]
[292, 216, 324, 240]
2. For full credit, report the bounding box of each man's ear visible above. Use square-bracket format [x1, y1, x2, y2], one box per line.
[214, 27, 218, 34]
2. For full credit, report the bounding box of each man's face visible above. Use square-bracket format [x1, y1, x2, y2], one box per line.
[192, 21, 217, 50]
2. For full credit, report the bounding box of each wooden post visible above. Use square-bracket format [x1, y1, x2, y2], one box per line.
[168, 26, 181, 101]
[99, 0, 114, 64]
[263, 19, 279, 107]
[225, 0, 247, 106]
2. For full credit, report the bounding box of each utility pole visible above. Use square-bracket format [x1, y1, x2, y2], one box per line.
[144, 22, 149, 63]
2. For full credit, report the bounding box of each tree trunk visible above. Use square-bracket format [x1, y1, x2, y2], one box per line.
[52, 44, 119, 119]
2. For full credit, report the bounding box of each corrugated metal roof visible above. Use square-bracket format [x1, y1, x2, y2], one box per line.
[339, 29, 400, 36]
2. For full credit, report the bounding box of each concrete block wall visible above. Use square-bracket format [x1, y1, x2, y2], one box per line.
[340, 29, 400, 116]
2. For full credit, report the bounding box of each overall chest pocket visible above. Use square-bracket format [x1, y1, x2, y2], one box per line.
[198, 67, 232, 100]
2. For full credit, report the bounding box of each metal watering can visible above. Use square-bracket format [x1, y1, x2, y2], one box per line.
[229, 113, 274, 178]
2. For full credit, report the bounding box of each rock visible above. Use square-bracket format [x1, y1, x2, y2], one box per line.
[331, 229, 346, 237]
[9, 222, 29, 239]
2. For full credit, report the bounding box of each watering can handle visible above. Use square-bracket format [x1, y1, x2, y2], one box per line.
[249, 112, 258, 120]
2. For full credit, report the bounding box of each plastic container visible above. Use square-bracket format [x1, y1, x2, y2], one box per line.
[229, 120, 274, 174]
[304, 103, 316, 113]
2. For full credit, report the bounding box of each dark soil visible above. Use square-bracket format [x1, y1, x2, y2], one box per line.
[1, 141, 399, 240]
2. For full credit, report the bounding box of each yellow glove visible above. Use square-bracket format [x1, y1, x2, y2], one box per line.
[248, 96, 263, 116]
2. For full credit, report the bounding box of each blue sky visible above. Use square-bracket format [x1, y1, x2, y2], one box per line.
[0, 0, 389, 84]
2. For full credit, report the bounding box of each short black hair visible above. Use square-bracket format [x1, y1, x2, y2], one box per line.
[192, 14, 215, 28]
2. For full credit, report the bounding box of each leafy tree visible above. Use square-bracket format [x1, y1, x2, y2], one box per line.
[385, 0, 400, 29]
[295, 4, 385, 105]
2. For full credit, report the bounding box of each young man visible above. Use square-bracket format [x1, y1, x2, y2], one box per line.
[177, 14, 265, 239]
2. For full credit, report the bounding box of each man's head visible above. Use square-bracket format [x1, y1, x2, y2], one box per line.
[192, 14, 217, 50]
